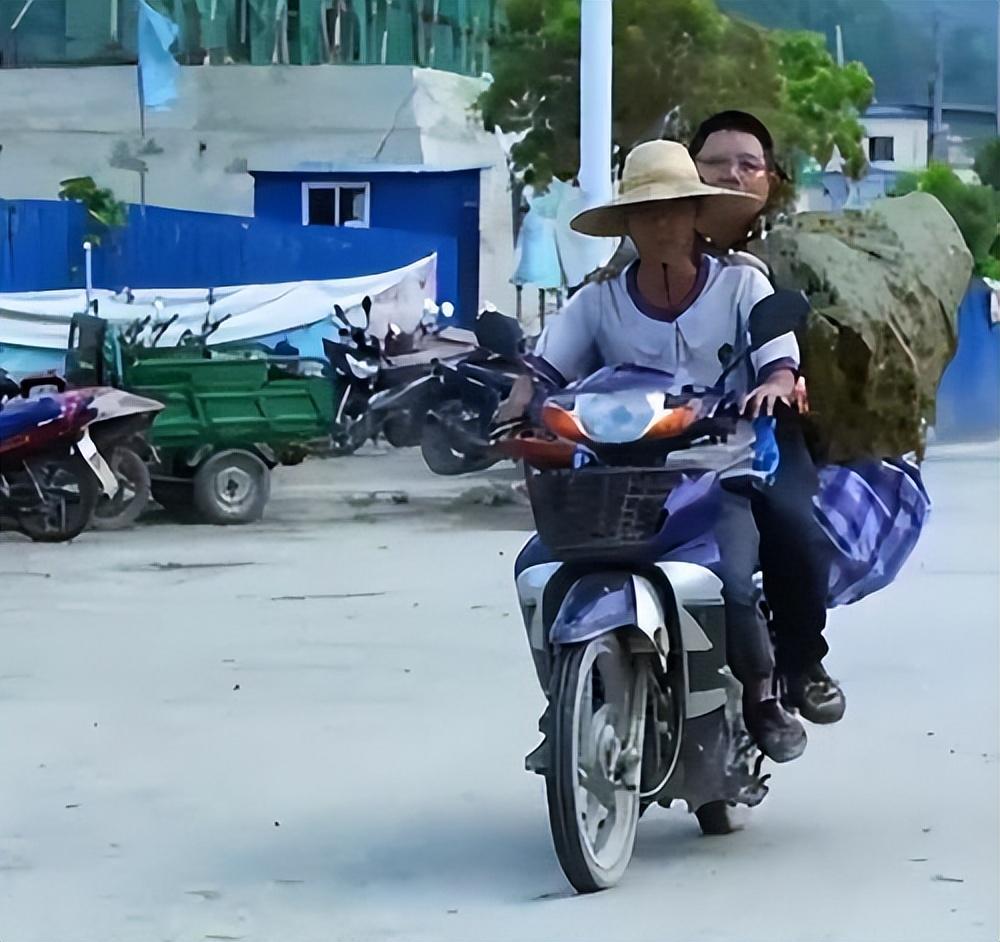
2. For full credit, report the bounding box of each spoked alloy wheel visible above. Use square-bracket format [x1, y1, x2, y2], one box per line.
[546, 634, 647, 893]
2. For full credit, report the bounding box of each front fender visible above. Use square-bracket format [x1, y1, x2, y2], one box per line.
[549, 572, 669, 666]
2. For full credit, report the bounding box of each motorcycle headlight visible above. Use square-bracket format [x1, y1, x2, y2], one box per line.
[346, 353, 379, 379]
[575, 392, 656, 444]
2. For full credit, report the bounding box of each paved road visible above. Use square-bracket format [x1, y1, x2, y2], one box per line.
[1, 444, 997, 942]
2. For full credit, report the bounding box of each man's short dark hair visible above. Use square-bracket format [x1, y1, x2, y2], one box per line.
[688, 110, 789, 180]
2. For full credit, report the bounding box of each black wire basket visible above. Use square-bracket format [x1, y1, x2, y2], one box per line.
[525, 465, 687, 558]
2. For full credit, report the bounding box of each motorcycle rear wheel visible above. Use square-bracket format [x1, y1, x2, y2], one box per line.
[16, 453, 100, 543]
[545, 634, 645, 893]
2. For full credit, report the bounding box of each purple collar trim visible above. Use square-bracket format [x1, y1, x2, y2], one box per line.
[626, 256, 711, 323]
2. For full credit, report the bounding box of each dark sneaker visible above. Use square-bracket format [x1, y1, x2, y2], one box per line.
[744, 697, 807, 763]
[784, 663, 846, 725]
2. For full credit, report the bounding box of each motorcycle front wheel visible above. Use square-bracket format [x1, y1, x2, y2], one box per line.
[91, 446, 151, 530]
[546, 633, 646, 893]
[419, 400, 497, 476]
[329, 410, 370, 456]
[16, 453, 100, 543]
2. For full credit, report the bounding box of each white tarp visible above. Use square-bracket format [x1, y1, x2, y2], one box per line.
[0, 254, 437, 350]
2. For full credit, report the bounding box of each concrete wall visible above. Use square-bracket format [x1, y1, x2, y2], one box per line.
[0, 64, 516, 310]
[861, 117, 929, 171]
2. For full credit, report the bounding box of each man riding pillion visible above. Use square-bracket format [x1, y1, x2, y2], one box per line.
[590, 111, 845, 727]
[523, 140, 807, 762]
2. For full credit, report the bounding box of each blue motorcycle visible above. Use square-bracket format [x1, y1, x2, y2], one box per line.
[507, 365, 779, 892]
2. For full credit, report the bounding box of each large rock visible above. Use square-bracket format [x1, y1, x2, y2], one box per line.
[753, 193, 973, 461]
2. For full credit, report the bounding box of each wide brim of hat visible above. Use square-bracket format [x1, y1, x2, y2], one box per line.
[570, 182, 762, 238]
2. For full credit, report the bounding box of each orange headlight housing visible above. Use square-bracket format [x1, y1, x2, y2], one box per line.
[645, 404, 698, 439]
[541, 402, 587, 442]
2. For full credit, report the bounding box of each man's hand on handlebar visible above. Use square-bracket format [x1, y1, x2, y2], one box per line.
[495, 374, 535, 424]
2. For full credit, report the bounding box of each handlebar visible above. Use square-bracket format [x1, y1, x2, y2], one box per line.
[203, 313, 233, 340]
[123, 315, 152, 345]
[150, 313, 180, 347]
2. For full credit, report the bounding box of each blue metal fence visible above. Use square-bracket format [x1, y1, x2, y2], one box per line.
[0, 198, 452, 296]
[935, 279, 1000, 442]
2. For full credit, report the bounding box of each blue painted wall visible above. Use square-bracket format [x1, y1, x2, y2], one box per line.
[935, 280, 1000, 442]
[0, 199, 449, 293]
[253, 169, 481, 323]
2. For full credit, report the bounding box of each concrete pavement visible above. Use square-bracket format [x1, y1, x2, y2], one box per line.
[1, 443, 997, 942]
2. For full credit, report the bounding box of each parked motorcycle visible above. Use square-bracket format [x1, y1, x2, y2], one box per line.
[324, 298, 385, 454]
[323, 297, 477, 454]
[505, 364, 789, 892]
[384, 308, 524, 475]
[1, 369, 165, 537]
[85, 388, 164, 530]
[0, 374, 118, 541]
[62, 315, 167, 529]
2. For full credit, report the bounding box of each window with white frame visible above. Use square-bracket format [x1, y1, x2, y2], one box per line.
[868, 137, 895, 163]
[302, 182, 370, 228]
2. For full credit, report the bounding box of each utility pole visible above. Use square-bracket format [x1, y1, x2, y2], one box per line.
[575, 0, 614, 278]
[931, 10, 946, 162]
[579, 0, 613, 211]
[835, 24, 844, 68]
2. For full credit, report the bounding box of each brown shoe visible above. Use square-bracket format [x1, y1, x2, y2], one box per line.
[784, 663, 846, 725]
[744, 697, 807, 763]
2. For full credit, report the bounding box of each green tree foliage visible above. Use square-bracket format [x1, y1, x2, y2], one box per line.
[58, 177, 128, 244]
[974, 139, 1000, 192]
[895, 164, 1000, 279]
[479, 0, 874, 188]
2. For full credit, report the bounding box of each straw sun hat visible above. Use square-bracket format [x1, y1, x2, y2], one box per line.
[571, 140, 763, 239]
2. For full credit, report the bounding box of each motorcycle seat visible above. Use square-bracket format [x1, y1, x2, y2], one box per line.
[0, 396, 62, 440]
[386, 339, 476, 368]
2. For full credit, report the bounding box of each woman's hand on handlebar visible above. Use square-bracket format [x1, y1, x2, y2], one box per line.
[742, 368, 796, 418]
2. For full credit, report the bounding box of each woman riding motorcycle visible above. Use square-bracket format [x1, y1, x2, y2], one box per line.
[515, 140, 808, 762]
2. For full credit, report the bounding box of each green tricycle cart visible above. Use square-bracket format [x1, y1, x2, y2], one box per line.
[66, 313, 334, 525]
